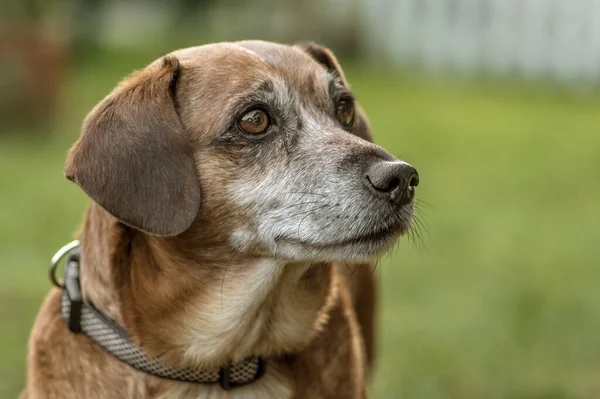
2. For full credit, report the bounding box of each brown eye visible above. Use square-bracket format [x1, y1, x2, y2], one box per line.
[238, 109, 270, 135]
[337, 99, 355, 128]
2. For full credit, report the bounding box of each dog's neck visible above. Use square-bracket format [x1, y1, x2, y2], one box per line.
[78, 204, 337, 371]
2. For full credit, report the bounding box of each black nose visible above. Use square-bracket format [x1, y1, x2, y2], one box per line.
[366, 161, 419, 206]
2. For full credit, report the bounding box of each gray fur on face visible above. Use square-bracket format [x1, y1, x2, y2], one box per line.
[227, 72, 414, 263]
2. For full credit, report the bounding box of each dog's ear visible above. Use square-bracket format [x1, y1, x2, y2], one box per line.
[295, 41, 348, 85]
[296, 42, 373, 142]
[65, 56, 201, 236]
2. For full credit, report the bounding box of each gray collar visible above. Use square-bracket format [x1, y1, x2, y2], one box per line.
[51, 241, 266, 390]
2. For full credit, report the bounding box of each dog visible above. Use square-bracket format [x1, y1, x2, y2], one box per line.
[21, 41, 418, 399]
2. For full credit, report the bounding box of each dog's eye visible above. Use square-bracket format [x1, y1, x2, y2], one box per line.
[336, 99, 355, 129]
[238, 109, 270, 135]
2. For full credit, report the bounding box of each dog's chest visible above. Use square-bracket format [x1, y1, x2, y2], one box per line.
[178, 258, 327, 363]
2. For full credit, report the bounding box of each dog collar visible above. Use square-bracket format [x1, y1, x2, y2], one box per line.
[50, 241, 266, 390]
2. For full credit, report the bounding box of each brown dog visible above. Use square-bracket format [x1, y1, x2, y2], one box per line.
[22, 41, 418, 398]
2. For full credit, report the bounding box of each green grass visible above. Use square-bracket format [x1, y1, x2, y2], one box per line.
[2, 47, 600, 398]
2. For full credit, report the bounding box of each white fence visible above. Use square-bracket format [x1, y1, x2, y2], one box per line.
[362, 0, 600, 83]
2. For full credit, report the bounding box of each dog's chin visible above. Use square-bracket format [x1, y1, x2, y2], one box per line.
[271, 223, 409, 263]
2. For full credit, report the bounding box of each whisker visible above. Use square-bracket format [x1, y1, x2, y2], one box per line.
[307, 242, 326, 266]
[341, 261, 361, 294]
[301, 263, 315, 299]
[272, 204, 331, 221]
[370, 258, 380, 279]
[408, 215, 427, 251]
[413, 203, 428, 217]
[270, 201, 325, 218]
[414, 197, 433, 209]
[414, 213, 429, 236]
[296, 204, 330, 242]
[413, 213, 429, 241]
[286, 191, 329, 197]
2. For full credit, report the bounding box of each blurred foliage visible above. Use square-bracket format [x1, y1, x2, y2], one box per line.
[1, 43, 600, 399]
[1, 0, 363, 127]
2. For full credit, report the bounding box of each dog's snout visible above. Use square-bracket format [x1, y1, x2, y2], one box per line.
[365, 161, 419, 205]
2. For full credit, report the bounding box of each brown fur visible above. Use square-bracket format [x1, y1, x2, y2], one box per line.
[21, 41, 395, 399]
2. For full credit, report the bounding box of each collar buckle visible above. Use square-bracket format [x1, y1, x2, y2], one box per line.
[49, 240, 81, 288]
[63, 248, 82, 333]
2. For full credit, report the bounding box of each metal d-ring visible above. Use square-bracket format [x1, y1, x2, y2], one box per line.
[49, 240, 80, 288]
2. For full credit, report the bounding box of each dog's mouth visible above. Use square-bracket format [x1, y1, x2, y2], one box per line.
[320, 223, 407, 248]
[276, 219, 409, 251]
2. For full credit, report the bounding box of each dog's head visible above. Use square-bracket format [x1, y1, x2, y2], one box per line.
[66, 41, 418, 263]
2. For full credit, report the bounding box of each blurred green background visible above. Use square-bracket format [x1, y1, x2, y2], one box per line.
[2, 1, 600, 398]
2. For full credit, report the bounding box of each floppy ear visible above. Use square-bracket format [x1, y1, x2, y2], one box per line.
[65, 56, 201, 236]
[296, 42, 373, 143]
[295, 41, 349, 85]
